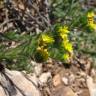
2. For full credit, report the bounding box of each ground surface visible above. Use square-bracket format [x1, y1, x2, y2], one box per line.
[39, 57, 93, 96]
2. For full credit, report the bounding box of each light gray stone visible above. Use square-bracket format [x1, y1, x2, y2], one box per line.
[28, 74, 39, 87]
[87, 76, 96, 96]
[69, 74, 75, 84]
[39, 72, 51, 85]
[0, 86, 7, 96]
[0, 69, 41, 96]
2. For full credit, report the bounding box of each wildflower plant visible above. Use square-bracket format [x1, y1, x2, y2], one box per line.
[70, 9, 96, 68]
[33, 1, 96, 66]
[34, 24, 73, 63]
[87, 11, 96, 31]
[54, 25, 73, 62]
[34, 33, 54, 62]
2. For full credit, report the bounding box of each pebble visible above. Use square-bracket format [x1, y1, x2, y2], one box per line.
[87, 76, 96, 96]
[91, 69, 96, 77]
[39, 72, 51, 85]
[53, 74, 62, 87]
[52, 86, 77, 96]
[69, 74, 75, 84]
[62, 77, 68, 86]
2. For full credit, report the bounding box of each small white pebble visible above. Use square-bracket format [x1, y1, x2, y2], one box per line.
[62, 77, 68, 85]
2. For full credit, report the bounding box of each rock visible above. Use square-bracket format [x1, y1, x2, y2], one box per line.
[39, 72, 51, 85]
[34, 64, 42, 76]
[0, 72, 20, 96]
[63, 87, 77, 96]
[31, 60, 38, 66]
[53, 74, 62, 87]
[85, 59, 92, 74]
[76, 90, 83, 95]
[86, 76, 96, 96]
[78, 78, 86, 88]
[28, 74, 39, 87]
[62, 77, 68, 86]
[5, 69, 41, 96]
[69, 74, 75, 84]
[52, 86, 77, 96]
[22, 70, 27, 74]
[0, 86, 8, 96]
[76, 71, 86, 78]
[91, 69, 96, 77]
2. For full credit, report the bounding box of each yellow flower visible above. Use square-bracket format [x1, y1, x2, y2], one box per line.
[37, 46, 42, 50]
[41, 34, 54, 44]
[65, 43, 73, 52]
[58, 26, 69, 34]
[60, 33, 68, 40]
[87, 11, 96, 30]
[44, 49, 48, 54]
[62, 40, 69, 46]
[87, 16, 94, 25]
[87, 12, 94, 18]
[62, 41, 73, 53]
[62, 53, 69, 60]
[89, 23, 96, 30]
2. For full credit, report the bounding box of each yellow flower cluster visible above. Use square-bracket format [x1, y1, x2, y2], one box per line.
[35, 26, 73, 62]
[62, 53, 69, 61]
[58, 26, 69, 38]
[35, 34, 54, 62]
[41, 34, 54, 44]
[62, 41, 73, 53]
[58, 26, 73, 53]
[58, 26, 73, 61]
[87, 12, 96, 30]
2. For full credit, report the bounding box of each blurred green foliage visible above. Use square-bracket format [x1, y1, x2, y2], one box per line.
[50, 0, 85, 27]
